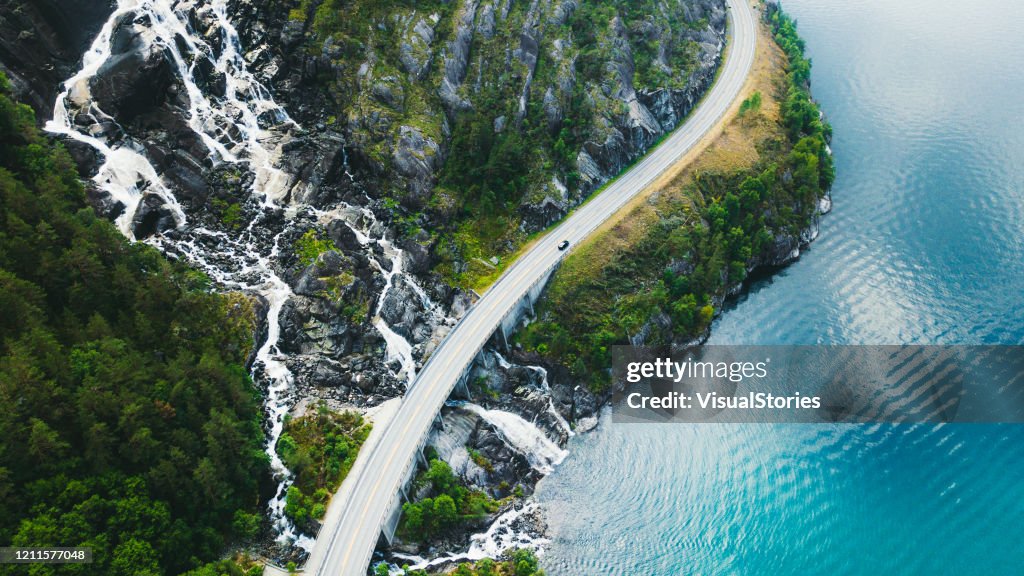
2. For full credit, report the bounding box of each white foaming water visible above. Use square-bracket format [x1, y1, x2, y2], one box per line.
[44, 2, 184, 237]
[157, 225, 310, 549]
[389, 501, 549, 573]
[45, 0, 440, 552]
[372, 245, 417, 384]
[316, 202, 433, 388]
[45, 0, 312, 548]
[460, 403, 567, 474]
[492, 351, 574, 437]
[45, 0, 296, 236]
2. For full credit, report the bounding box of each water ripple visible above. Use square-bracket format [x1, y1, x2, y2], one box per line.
[538, 0, 1024, 570]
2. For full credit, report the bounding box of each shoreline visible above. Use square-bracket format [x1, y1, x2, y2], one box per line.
[380, 1, 835, 570]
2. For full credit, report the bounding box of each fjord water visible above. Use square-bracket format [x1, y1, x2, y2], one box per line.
[536, 0, 1024, 573]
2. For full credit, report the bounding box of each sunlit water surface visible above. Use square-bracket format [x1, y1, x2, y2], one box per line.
[536, 0, 1024, 573]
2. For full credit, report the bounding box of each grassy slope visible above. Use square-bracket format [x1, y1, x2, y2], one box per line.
[516, 5, 834, 390]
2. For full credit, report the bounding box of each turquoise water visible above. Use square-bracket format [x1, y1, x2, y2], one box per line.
[536, 0, 1024, 573]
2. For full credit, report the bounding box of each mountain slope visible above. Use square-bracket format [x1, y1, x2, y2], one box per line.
[234, 0, 728, 288]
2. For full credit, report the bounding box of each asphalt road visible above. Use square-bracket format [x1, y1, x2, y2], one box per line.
[310, 1, 757, 573]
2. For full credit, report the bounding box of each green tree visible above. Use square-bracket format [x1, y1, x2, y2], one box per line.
[0, 73, 268, 575]
[433, 494, 458, 530]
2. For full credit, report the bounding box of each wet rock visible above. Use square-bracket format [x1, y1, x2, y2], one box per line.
[571, 384, 600, 422]
[379, 276, 425, 341]
[470, 423, 534, 492]
[61, 137, 103, 178]
[766, 234, 801, 266]
[279, 293, 367, 360]
[246, 294, 270, 370]
[131, 192, 178, 238]
[193, 54, 226, 97]
[164, 149, 210, 201]
[0, 0, 115, 120]
[292, 263, 328, 297]
[90, 13, 178, 122]
[326, 219, 364, 253]
[85, 183, 126, 221]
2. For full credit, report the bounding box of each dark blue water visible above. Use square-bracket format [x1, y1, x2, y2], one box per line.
[536, 0, 1024, 573]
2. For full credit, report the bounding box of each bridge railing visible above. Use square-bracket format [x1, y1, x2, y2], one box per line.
[371, 259, 565, 544]
[325, 3, 754, 569]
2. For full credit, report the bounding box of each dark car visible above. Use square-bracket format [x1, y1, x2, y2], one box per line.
[558, 240, 570, 251]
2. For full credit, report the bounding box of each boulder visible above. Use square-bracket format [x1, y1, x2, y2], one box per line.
[90, 14, 179, 122]
[131, 192, 178, 238]
[391, 126, 440, 207]
[85, 183, 126, 221]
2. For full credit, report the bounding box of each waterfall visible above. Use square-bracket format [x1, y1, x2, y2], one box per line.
[492, 352, 574, 437]
[44, 2, 185, 237]
[45, 0, 310, 548]
[314, 203, 436, 388]
[45, 0, 444, 552]
[45, 0, 295, 236]
[372, 244, 418, 384]
[459, 403, 567, 475]
[389, 501, 549, 573]
[525, 364, 574, 438]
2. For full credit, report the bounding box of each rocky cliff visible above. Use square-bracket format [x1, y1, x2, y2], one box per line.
[228, 0, 728, 286]
[0, 0, 729, 408]
[0, 0, 732, 561]
[0, 0, 114, 117]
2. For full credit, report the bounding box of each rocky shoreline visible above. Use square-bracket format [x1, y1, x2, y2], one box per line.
[374, 186, 833, 571]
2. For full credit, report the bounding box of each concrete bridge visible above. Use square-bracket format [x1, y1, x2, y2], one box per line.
[377, 264, 559, 547]
[304, 0, 757, 572]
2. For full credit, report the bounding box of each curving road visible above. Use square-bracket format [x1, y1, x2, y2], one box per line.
[310, 1, 757, 573]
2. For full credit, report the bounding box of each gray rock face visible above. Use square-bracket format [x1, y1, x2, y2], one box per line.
[399, 17, 436, 80]
[512, 0, 545, 122]
[392, 126, 441, 207]
[371, 78, 404, 109]
[549, 0, 578, 27]
[476, 3, 497, 39]
[398, 234, 433, 275]
[223, 0, 730, 300]
[439, 0, 478, 113]
[542, 86, 562, 130]
[547, 0, 725, 206]
[91, 14, 178, 122]
[11, 0, 737, 527]
[0, 0, 115, 120]
[766, 234, 801, 266]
